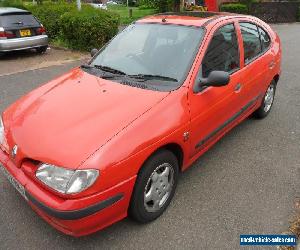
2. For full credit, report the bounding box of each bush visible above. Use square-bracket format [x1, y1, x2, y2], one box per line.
[138, 0, 173, 12]
[0, 0, 29, 10]
[220, 3, 248, 14]
[0, 2, 120, 51]
[27, 3, 76, 39]
[138, 5, 154, 10]
[60, 7, 120, 50]
[138, 0, 156, 8]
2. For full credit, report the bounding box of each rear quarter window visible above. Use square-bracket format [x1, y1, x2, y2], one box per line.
[0, 13, 40, 28]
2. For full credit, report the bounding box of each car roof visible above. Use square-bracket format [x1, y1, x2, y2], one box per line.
[137, 12, 244, 27]
[0, 7, 29, 16]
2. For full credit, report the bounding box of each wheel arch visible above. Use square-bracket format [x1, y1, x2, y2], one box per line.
[161, 143, 184, 171]
[273, 74, 280, 84]
[141, 143, 185, 174]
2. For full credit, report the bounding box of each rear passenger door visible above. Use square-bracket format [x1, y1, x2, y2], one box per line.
[237, 22, 273, 107]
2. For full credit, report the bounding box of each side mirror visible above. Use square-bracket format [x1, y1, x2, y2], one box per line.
[194, 71, 230, 93]
[91, 48, 98, 57]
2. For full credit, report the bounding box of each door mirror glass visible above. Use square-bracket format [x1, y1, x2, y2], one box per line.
[91, 48, 98, 57]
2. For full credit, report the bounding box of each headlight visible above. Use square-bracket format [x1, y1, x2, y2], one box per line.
[36, 163, 99, 194]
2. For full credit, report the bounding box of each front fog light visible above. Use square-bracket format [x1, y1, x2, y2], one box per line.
[36, 163, 99, 194]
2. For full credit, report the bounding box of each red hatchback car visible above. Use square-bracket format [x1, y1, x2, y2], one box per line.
[0, 12, 281, 236]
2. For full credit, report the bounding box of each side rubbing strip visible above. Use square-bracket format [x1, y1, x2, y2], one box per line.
[195, 95, 261, 149]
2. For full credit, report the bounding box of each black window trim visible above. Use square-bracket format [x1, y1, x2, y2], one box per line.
[238, 21, 272, 66]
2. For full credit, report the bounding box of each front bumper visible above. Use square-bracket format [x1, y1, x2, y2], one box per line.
[0, 148, 136, 236]
[0, 35, 48, 52]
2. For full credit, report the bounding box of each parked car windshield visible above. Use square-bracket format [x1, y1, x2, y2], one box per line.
[90, 23, 204, 91]
[0, 13, 40, 28]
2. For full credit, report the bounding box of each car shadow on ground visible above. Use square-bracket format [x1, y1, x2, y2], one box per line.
[0, 49, 43, 61]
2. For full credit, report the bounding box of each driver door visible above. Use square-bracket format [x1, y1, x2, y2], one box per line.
[188, 22, 243, 158]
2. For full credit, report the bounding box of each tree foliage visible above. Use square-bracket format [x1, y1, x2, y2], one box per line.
[139, 0, 180, 12]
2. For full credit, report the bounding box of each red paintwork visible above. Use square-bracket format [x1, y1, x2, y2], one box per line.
[205, 0, 218, 11]
[0, 14, 281, 236]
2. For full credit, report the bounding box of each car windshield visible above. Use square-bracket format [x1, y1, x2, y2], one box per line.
[89, 23, 204, 91]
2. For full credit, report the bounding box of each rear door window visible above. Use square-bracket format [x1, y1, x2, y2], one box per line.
[258, 26, 271, 52]
[239, 22, 262, 64]
[0, 14, 40, 28]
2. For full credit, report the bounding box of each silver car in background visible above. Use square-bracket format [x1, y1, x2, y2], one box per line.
[89, 3, 108, 10]
[0, 8, 48, 55]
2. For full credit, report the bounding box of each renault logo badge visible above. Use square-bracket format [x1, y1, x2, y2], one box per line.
[11, 145, 18, 159]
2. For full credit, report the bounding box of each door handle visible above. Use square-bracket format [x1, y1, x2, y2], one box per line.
[234, 83, 242, 92]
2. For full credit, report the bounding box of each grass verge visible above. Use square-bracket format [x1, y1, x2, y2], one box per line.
[108, 5, 158, 25]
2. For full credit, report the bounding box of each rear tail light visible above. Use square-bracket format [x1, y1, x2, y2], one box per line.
[36, 26, 46, 35]
[4, 31, 15, 38]
[0, 27, 6, 39]
[0, 28, 16, 39]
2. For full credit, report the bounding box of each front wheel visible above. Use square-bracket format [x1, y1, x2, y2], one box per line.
[254, 80, 276, 119]
[129, 150, 179, 223]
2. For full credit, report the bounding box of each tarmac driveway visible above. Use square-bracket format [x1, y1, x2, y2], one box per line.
[0, 46, 88, 77]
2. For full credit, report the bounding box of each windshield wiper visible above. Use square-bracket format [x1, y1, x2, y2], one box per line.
[128, 74, 178, 82]
[120, 79, 159, 91]
[93, 65, 127, 75]
[81, 64, 128, 80]
[81, 64, 94, 69]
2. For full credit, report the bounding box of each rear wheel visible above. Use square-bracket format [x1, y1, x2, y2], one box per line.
[36, 46, 48, 54]
[254, 80, 276, 119]
[129, 150, 179, 223]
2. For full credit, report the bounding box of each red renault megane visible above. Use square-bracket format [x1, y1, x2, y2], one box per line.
[0, 12, 281, 236]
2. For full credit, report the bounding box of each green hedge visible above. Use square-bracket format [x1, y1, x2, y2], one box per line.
[0, 0, 29, 9]
[27, 3, 76, 39]
[60, 7, 120, 50]
[220, 3, 248, 14]
[0, 2, 120, 51]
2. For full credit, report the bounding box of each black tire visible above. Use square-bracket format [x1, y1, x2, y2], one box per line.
[36, 46, 48, 54]
[253, 80, 277, 119]
[129, 150, 179, 223]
